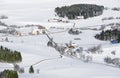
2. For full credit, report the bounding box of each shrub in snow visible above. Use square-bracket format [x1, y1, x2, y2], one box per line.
[76, 47, 83, 53]
[104, 57, 112, 64]
[112, 58, 120, 66]
[47, 41, 54, 47]
[36, 69, 40, 74]
[83, 55, 92, 62]
[111, 50, 116, 55]
[19, 67, 25, 74]
[13, 64, 20, 71]
[13, 64, 25, 74]
[87, 45, 102, 54]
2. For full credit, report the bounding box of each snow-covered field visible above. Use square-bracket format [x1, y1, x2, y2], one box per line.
[0, 0, 120, 78]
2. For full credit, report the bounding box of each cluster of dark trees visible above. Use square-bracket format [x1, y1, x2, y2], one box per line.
[0, 46, 22, 63]
[0, 70, 18, 78]
[95, 29, 120, 43]
[55, 4, 104, 19]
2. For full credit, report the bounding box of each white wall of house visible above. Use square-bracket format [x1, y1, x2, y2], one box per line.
[31, 29, 43, 35]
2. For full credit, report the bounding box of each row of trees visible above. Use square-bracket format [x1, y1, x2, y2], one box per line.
[111, 7, 120, 11]
[0, 46, 22, 63]
[0, 70, 18, 78]
[95, 29, 120, 42]
[87, 45, 103, 54]
[55, 4, 104, 19]
[0, 15, 8, 19]
[0, 21, 8, 26]
[104, 57, 120, 67]
[102, 17, 120, 21]
[0, 27, 18, 35]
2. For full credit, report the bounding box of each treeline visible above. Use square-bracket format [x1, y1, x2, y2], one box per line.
[0, 70, 18, 78]
[0, 46, 22, 63]
[0, 15, 8, 19]
[112, 7, 120, 11]
[95, 29, 120, 42]
[104, 57, 120, 67]
[55, 4, 104, 19]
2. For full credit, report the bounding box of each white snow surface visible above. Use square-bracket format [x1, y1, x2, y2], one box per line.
[0, 0, 120, 78]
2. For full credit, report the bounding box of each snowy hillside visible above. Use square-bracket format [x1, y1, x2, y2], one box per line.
[0, 0, 120, 26]
[0, 0, 120, 78]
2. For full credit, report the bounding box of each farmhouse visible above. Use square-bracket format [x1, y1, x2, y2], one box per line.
[31, 26, 46, 35]
[75, 16, 84, 19]
[16, 32, 26, 36]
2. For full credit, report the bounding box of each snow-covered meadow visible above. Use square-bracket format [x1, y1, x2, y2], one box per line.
[0, 0, 120, 78]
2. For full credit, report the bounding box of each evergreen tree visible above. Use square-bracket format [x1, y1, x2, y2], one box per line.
[29, 65, 34, 74]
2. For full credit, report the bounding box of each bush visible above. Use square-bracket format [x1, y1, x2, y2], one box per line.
[112, 58, 120, 66]
[104, 57, 112, 64]
[19, 68, 25, 74]
[13, 64, 24, 74]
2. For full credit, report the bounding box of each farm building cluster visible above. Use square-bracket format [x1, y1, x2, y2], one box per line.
[0, 25, 46, 36]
